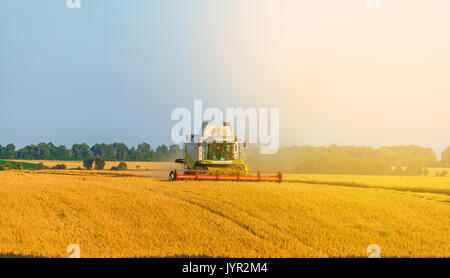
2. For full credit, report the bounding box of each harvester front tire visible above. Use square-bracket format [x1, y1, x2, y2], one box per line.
[169, 170, 177, 181]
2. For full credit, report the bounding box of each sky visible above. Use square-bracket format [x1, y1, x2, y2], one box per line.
[1, 0, 449, 156]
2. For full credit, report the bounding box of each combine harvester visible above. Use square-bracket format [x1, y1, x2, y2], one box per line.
[169, 122, 282, 182]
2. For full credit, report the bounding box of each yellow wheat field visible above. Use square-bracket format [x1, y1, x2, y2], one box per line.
[0, 170, 449, 258]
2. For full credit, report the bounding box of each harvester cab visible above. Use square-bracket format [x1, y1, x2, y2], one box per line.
[169, 122, 282, 182]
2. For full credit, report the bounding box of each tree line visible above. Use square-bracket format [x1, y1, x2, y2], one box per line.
[0, 142, 183, 162]
[2, 142, 450, 175]
[246, 145, 450, 175]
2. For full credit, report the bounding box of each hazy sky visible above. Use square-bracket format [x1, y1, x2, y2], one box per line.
[1, 0, 449, 155]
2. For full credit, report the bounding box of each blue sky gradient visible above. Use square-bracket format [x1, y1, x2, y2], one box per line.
[1, 1, 239, 148]
[1, 1, 450, 155]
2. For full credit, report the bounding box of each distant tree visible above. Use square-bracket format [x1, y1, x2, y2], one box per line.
[136, 165, 141, 170]
[91, 143, 111, 160]
[112, 143, 129, 161]
[15, 164, 23, 170]
[71, 144, 82, 160]
[36, 162, 46, 170]
[105, 144, 115, 160]
[442, 147, 450, 167]
[137, 143, 152, 161]
[94, 158, 105, 170]
[37, 143, 51, 160]
[80, 143, 92, 159]
[67, 150, 73, 160]
[73, 144, 92, 160]
[169, 144, 182, 160]
[156, 144, 169, 161]
[405, 162, 423, 176]
[6, 144, 15, 159]
[128, 147, 137, 161]
[392, 166, 405, 176]
[54, 145, 70, 160]
[83, 158, 94, 170]
[440, 170, 448, 177]
[91, 144, 102, 158]
[423, 168, 430, 176]
[0, 165, 5, 171]
[117, 162, 127, 171]
[0, 145, 5, 159]
[169, 144, 181, 154]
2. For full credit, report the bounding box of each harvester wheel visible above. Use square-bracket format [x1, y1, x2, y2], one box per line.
[169, 170, 177, 181]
